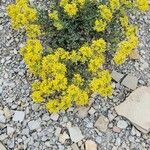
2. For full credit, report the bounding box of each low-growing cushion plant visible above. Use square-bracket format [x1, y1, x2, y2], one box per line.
[7, 0, 149, 113]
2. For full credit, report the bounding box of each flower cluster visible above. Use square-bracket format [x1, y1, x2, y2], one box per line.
[7, 0, 149, 113]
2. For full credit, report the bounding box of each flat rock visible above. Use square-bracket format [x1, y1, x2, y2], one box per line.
[50, 113, 59, 121]
[121, 74, 138, 90]
[76, 107, 89, 118]
[129, 49, 140, 60]
[94, 115, 109, 132]
[68, 127, 84, 143]
[0, 142, 6, 150]
[0, 114, 6, 123]
[111, 71, 124, 82]
[115, 86, 150, 133]
[28, 120, 40, 130]
[117, 120, 128, 129]
[85, 140, 97, 150]
[12, 111, 25, 122]
[71, 143, 79, 150]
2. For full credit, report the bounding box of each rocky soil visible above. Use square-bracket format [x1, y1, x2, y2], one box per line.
[0, 0, 150, 150]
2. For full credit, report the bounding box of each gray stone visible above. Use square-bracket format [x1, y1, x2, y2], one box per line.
[117, 120, 128, 129]
[12, 111, 25, 122]
[71, 143, 79, 150]
[121, 74, 138, 90]
[94, 115, 109, 132]
[28, 120, 40, 130]
[85, 140, 97, 150]
[115, 86, 150, 133]
[111, 71, 124, 82]
[0, 142, 6, 150]
[7, 126, 15, 136]
[50, 113, 59, 121]
[0, 114, 6, 123]
[68, 127, 84, 143]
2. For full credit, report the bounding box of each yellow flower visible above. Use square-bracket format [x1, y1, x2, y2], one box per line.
[46, 99, 62, 113]
[31, 91, 44, 103]
[88, 55, 105, 72]
[76, 0, 85, 6]
[49, 10, 59, 20]
[70, 50, 81, 62]
[135, 0, 149, 11]
[93, 19, 107, 32]
[109, 0, 120, 11]
[125, 25, 137, 37]
[7, 0, 37, 29]
[53, 20, 64, 30]
[120, 15, 129, 28]
[79, 45, 93, 60]
[64, 3, 78, 17]
[91, 38, 107, 54]
[60, 0, 69, 7]
[113, 35, 138, 64]
[98, 5, 112, 22]
[90, 70, 113, 96]
[73, 74, 84, 86]
[26, 24, 41, 38]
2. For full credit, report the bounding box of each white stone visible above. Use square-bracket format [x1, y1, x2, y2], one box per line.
[55, 127, 61, 137]
[121, 74, 138, 90]
[50, 113, 59, 121]
[117, 120, 128, 129]
[59, 132, 69, 144]
[12, 111, 25, 122]
[76, 107, 89, 118]
[94, 115, 109, 132]
[115, 86, 150, 133]
[28, 120, 40, 130]
[111, 71, 124, 82]
[0, 142, 6, 150]
[4, 107, 11, 119]
[0, 114, 6, 123]
[85, 140, 97, 150]
[71, 143, 79, 150]
[7, 126, 15, 136]
[88, 107, 96, 115]
[68, 127, 84, 143]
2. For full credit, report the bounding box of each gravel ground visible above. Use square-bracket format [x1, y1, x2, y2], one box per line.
[0, 1, 150, 150]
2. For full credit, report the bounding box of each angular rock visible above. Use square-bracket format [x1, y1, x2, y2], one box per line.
[59, 132, 69, 144]
[88, 107, 96, 115]
[85, 140, 97, 150]
[121, 74, 138, 90]
[3, 107, 11, 119]
[28, 120, 40, 130]
[50, 113, 59, 121]
[76, 107, 89, 118]
[0, 142, 6, 150]
[111, 71, 124, 82]
[94, 115, 109, 132]
[71, 143, 79, 150]
[68, 127, 84, 143]
[0, 114, 6, 123]
[7, 126, 15, 136]
[12, 111, 25, 122]
[115, 86, 150, 133]
[129, 49, 140, 60]
[117, 120, 128, 129]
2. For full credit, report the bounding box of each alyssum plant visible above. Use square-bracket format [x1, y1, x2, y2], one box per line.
[7, 0, 149, 112]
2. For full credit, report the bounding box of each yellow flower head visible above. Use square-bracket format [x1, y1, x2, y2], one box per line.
[79, 45, 93, 59]
[93, 19, 107, 32]
[49, 10, 59, 20]
[91, 38, 107, 53]
[64, 3, 78, 17]
[135, 0, 149, 11]
[98, 5, 112, 22]
[109, 0, 120, 11]
[60, 0, 69, 7]
[120, 15, 129, 28]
